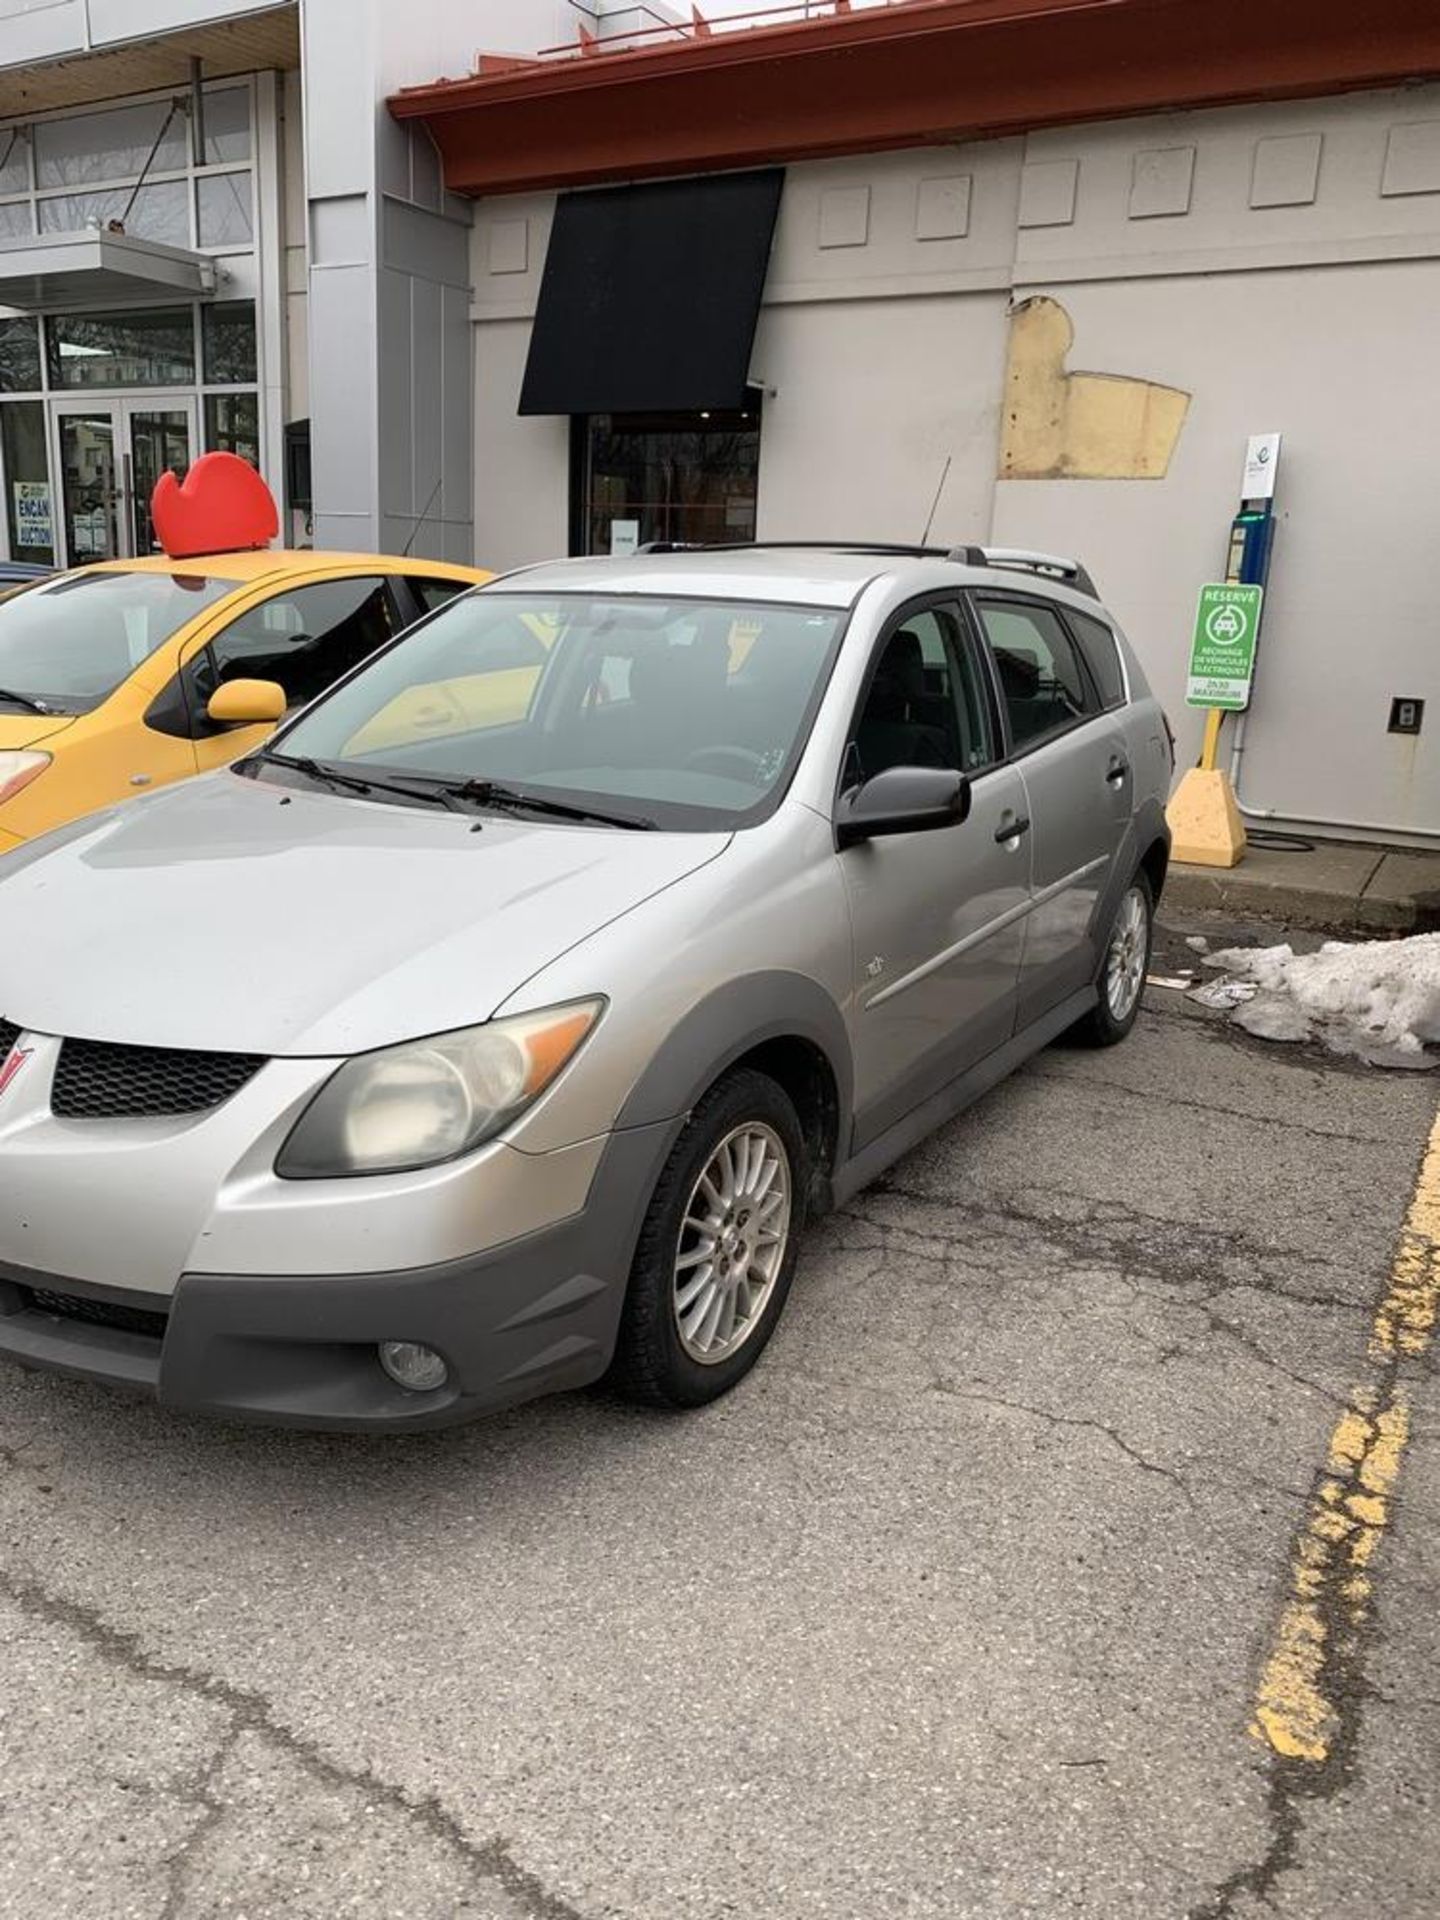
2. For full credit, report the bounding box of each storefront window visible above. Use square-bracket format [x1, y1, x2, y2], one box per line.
[46, 308, 194, 389]
[196, 172, 253, 249]
[0, 84, 265, 566]
[1, 401, 55, 564]
[0, 127, 29, 196]
[34, 100, 188, 188]
[202, 88, 251, 166]
[205, 393, 260, 466]
[576, 407, 761, 556]
[202, 302, 257, 384]
[38, 179, 190, 247]
[0, 318, 41, 394]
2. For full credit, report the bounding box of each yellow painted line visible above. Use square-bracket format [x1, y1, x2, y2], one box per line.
[1250, 1108, 1440, 1766]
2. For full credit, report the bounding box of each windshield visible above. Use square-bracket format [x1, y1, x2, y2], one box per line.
[263, 591, 847, 829]
[0, 569, 235, 714]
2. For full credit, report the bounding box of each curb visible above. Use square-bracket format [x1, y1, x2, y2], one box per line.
[1164, 855, 1437, 937]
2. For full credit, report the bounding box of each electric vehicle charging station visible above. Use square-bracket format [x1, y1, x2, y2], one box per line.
[1167, 433, 1280, 867]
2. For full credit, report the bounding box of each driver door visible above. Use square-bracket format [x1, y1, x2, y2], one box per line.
[179, 575, 405, 772]
[839, 599, 1032, 1152]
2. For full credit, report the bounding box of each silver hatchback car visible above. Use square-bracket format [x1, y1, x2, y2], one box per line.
[0, 544, 1171, 1428]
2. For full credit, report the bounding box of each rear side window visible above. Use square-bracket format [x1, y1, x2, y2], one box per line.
[976, 601, 1097, 749]
[1067, 608, 1126, 710]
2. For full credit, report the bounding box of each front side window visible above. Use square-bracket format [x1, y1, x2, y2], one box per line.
[263, 591, 846, 830]
[0, 570, 233, 713]
[851, 606, 994, 780]
[189, 578, 400, 716]
[976, 600, 1098, 750]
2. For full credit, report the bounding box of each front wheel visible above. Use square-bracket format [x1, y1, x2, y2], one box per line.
[1071, 870, 1153, 1047]
[607, 1068, 807, 1408]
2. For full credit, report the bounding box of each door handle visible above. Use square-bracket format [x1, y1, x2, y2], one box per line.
[995, 815, 1030, 843]
[1105, 755, 1129, 787]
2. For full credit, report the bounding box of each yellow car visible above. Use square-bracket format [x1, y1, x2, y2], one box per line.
[0, 549, 487, 852]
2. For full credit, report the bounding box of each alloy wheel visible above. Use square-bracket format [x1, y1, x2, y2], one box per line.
[673, 1122, 792, 1364]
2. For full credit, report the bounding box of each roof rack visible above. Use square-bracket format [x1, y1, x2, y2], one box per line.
[634, 539, 1098, 598]
[637, 540, 959, 559]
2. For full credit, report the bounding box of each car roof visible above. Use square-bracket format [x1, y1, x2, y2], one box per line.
[492, 546, 1100, 612]
[498, 549, 903, 609]
[79, 550, 488, 586]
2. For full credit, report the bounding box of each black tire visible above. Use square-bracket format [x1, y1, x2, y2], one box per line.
[608, 1068, 808, 1409]
[1070, 868, 1154, 1048]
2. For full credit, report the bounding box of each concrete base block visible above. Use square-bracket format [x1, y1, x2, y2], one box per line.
[1166, 768, 1246, 869]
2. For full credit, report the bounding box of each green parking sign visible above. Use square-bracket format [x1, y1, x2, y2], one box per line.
[1185, 583, 1263, 710]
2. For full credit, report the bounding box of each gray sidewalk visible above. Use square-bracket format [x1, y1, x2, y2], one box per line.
[1165, 839, 1440, 934]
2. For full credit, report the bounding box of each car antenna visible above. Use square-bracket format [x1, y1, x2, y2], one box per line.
[919, 456, 952, 548]
[403, 475, 444, 557]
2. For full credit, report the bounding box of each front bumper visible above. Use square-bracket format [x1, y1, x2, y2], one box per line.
[0, 1122, 673, 1430]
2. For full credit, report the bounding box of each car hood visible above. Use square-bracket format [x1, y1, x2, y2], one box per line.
[0, 711, 76, 750]
[0, 771, 730, 1056]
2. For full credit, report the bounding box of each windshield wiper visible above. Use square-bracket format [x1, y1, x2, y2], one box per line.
[256, 752, 472, 812]
[439, 779, 656, 831]
[0, 687, 51, 716]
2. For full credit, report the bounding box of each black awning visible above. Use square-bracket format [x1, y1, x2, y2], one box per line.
[518, 169, 783, 416]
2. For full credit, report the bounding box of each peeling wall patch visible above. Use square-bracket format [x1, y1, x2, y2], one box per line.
[999, 296, 1190, 481]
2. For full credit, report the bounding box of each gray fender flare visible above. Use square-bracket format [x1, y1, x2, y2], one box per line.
[615, 970, 855, 1175]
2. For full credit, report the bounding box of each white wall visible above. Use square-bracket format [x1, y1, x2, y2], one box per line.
[468, 84, 1440, 840]
[751, 295, 1008, 546]
[989, 261, 1440, 836]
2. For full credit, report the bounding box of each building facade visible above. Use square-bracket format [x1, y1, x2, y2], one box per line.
[3, 0, 1439, 844]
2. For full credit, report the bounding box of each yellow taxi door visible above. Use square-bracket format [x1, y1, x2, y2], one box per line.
[176, 572, 407, 773]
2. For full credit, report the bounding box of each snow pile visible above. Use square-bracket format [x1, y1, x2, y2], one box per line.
[1199, 933, 1440, 1064]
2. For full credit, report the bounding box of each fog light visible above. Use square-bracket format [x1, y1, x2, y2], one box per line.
[378, 1341, 449, 1394]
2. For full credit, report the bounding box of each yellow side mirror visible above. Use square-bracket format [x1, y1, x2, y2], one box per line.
[207, 678, 286, 727]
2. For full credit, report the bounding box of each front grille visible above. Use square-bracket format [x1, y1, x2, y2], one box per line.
[0, 1017, 18, 1063]
[23, 1286, 169, 1343]
[51, 1037, 266, 1119]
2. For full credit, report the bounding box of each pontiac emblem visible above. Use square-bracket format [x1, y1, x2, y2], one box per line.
[0, 1044, 32, 1099]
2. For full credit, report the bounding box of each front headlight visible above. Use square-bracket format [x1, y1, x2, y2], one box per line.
[0, 751, 51, 806]
[276, 999, 604, 1178]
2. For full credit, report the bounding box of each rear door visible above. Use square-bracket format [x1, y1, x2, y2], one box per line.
[839, 596, 1032, 1152]
[970, 594, 1130, 1028]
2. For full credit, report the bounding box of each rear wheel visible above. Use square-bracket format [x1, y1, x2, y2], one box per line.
[608, 1068, 806, 1408]
[1071, 870, 1153, 1047]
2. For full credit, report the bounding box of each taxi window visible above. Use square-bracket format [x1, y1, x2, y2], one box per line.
[191, 577, 401, 715]
[0, 569, 233, 715]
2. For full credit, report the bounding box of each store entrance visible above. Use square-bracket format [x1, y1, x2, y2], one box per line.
[573, 404, 761, 556]
[50, 395, 196, 565]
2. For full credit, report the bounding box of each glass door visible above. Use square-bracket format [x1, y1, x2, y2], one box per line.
[48, 396, 196, 566]
[123, 398, 195, 556]
[52, 399, 122, 568]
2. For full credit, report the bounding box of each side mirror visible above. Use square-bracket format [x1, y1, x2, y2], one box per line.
[836, 765, 971, 849]
[206, 678, 286, 727]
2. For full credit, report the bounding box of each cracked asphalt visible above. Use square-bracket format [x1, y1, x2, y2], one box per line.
[1, 909, 1437, 1919]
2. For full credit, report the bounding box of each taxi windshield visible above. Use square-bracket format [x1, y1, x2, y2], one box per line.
[0, 570, 234, 715]
[264, 590, 847, 831]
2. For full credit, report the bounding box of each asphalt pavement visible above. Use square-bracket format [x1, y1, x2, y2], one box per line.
[1, 909, 1436, 1920]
